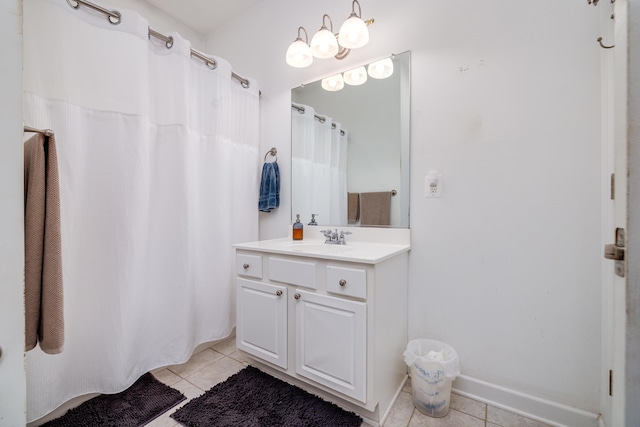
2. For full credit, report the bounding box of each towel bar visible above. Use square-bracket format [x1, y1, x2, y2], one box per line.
[24, 126, 54, 136]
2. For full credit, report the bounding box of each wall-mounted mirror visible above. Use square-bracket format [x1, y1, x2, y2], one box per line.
[291, 51, 410, 228]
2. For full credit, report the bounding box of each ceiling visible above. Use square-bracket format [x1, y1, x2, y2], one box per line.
[143, 0, 262, 36]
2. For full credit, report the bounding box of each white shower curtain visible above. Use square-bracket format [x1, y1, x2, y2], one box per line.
[291, 105, 348, 226]
[23, 0, 259, 421]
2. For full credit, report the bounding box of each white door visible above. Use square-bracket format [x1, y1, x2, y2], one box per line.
[624, 3, 640, 423]
[236, 278, 288, 369]
[294, 290, 366, 402]
[601, 0, 629, 425]
[0, 2, 26, 426]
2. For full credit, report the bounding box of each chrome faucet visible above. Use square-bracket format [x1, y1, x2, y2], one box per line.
[320, 229, 352, 245]
[338, 230, 352, 245]
[320, 229, 335, 243]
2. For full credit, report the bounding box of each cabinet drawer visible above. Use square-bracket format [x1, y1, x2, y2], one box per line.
[236, 253, 263, 279]
[269, 257, 317, 290]
[326, 265, 366, 299]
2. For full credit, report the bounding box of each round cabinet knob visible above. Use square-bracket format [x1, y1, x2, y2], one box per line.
[276, 290, 283, 296]
[339, 279, 347, 287]
[242, 263, 250, 270]
[294, 293, 301, 300]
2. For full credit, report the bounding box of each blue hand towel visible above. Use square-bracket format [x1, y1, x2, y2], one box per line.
[259, 162, 280, 212]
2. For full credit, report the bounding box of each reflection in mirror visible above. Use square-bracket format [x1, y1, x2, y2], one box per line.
[291, 51, 410, 228]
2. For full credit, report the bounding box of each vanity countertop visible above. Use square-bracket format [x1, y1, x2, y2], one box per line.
[234, 228, 411, 264]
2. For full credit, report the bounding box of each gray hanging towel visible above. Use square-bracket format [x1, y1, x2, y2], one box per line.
[24, 133, 64, 354]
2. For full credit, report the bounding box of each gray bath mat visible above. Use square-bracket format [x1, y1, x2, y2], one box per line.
[171, 365, 363, 427]
[41, 372, 186, 426]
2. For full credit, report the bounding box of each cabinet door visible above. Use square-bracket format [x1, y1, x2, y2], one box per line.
[236, 278, 287, 368]
[294, 290, 366, 402]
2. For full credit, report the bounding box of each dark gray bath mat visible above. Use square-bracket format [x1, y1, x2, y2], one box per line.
[171, 365, 363, 427]
[41, 372, 186, 427]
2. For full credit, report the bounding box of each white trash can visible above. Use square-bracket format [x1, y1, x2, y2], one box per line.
[403, 339, 461, 418]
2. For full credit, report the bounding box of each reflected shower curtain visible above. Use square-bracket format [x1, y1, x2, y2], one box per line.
[330, 127, 349, 225]
[291, 105, 347, 225]
[23, 0, 259, 421]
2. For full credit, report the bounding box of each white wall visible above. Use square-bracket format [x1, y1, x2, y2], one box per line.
[207, 0, 603, 418]
[0, 1, 26, 425]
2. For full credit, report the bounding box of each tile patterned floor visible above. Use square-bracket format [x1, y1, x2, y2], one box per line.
[147, 336, 553, 427]
[383, 385, 553, 427]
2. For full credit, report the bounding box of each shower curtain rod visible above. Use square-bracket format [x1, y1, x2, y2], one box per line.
[291, 103, 346, 136]
[65, 0, 252, 89]
[24, 125, 54, 136]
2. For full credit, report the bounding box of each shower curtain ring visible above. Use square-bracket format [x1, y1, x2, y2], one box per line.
[66, 0, 121, 24]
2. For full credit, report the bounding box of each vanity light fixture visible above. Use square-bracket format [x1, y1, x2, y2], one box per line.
[321, 74, 345, 92]
[286, 27, 313, 68]
[285, 0, 374, 68]
[343, 66, 368, 86]
[310, 14, 339, 59]
[338, 0, 369, 49]
[367, 57, 394, 79]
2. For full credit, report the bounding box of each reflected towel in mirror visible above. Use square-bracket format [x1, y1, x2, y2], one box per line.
[359, 191, 391, 226]
[348, 192, 360, 223]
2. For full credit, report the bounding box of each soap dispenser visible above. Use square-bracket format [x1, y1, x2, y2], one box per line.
[293, 214, 303, 240]
[308, 214, 318, 226]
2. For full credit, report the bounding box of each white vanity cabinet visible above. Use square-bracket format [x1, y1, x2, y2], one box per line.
[235, 233, 409, 426]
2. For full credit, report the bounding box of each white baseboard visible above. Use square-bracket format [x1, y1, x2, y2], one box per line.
[379, 375, 408, 427]
[453, 375, 600, 427]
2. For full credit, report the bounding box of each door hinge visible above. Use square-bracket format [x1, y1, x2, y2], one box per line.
[609, 369, 613, 396]
[604, 228, 626, 277]
[610, 173, 615, 200]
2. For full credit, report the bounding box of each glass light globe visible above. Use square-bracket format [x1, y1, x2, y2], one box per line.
[286, 39, 313, 68]
[338, 15, 369, 49]
[310, 28, 339, 59]
[321, 74, 345, 91]
[367, 57, 394, 79]
[343, 66, 368, 85]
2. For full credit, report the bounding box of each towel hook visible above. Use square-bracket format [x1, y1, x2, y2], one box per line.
[597, 37, 615, 49]
[264, 147, 277, 162]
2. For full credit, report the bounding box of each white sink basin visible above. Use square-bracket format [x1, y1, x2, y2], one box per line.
[278, 241, 355, 254]
[234, 230, 411, 264]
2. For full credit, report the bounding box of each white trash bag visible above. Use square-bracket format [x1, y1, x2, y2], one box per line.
[403, 339, 461, 418]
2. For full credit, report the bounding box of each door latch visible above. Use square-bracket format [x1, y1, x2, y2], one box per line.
[604, 228, 625, 277]
[604, 244, 624, 260]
